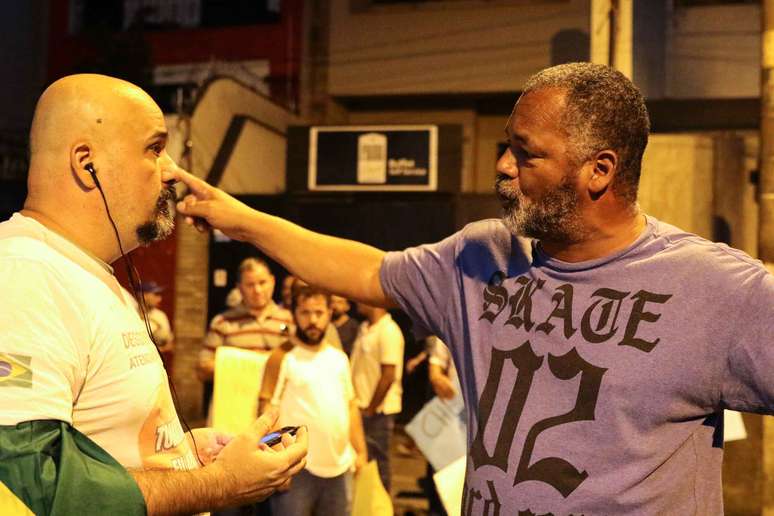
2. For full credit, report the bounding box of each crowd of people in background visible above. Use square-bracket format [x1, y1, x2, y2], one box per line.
[142, 256, 440, 516]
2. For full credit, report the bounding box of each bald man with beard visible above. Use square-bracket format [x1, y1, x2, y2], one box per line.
[0, 74, 307, 515]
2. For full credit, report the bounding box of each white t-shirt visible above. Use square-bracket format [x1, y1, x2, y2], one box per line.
[350, 313, 404, 415]
[0, 213, 196, 470]
[271, 343, 355, 477]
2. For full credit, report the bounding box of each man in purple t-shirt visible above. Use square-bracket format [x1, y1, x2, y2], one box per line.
[172, 62, 774, 515]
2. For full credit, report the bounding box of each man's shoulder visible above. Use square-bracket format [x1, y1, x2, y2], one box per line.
[210, 305, 252, 325]
[646, 216, 768, 275]
[458, 218, 512, 238]
[448, 218, 520, 251]
[377, 314, 404, 340]
[389, 218, 512, 257]
[311, 346, 352, 382]
[0, 229, 59, 264]
[0, 233, 82, 288]
[319, 343, 349, 363]
[266, 303, 293, 323]
[381, 218, 519, 285]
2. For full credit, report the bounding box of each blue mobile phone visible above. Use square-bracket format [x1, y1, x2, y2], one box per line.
[260, 426, 300, 447]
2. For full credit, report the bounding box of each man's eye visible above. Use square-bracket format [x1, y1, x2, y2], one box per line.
[512, 147, 529, 159]
[150, 143, 163, 155]
[517, 146, 540, 161]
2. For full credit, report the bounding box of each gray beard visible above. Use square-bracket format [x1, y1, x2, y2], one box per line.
[137, 185, 176, 246]
[495, 174, 588, 243]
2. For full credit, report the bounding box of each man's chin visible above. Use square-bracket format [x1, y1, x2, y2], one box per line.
[138, 191, 177, 246]
[300, 330, 324, 344]
[136, 216, 175, 246]
[245, 300, 268, 311]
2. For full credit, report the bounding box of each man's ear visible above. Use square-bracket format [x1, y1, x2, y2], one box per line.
[70, 142, 97, 190]
[586, 149, 618, 199]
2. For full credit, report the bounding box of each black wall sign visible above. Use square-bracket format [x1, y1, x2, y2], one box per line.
[308, 125, 438, 191]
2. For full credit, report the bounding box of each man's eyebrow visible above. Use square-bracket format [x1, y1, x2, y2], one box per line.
[145, 130, 168, 143]
[504, 127, 530, 145]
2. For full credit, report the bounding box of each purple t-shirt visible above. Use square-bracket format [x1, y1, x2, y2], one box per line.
[380, 215, 774, 515]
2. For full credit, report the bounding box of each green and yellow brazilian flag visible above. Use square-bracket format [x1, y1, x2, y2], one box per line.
[0, 419, 146, 514]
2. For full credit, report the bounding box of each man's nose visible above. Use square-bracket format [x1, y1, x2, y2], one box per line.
[496, 148, 517, 178]
[160, 154, 180, 183]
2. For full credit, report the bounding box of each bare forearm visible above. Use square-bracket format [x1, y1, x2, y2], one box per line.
[349, 403, 367, 457]
[428, 363, 446, 385]
[240, 211, 393, 307]
[367, 371, 395, 413]
[130, 465, 229, 516]
[429, 363, 456, 399]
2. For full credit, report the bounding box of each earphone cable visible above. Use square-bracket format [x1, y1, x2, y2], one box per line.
[93, 176, 204, 467]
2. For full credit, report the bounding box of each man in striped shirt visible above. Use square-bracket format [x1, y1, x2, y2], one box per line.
[198, 257, 293, 384]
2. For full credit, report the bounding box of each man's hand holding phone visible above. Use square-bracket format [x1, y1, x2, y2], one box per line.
[260, 426, 301, 448]
[208, 408, 307, 505]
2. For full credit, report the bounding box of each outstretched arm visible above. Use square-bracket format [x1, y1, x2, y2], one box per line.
[172, 169, 395, 308]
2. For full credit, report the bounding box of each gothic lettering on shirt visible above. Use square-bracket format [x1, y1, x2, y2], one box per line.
[480, 271, 508, 323]
[480, 272, 672, 350]
[470, 342, 543, 471]
[505, 276, 546, 331]
[513, 348, 606, 496]
[619, 290, 673, 352]
[535, 283, 577, 339]
[470, 342, 607, 496]
[579, 288, 629, 343]
[462, 480, 501, 516]
[471, 272, 670, 498]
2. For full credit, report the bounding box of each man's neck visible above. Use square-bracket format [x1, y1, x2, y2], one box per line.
[20, 207, 119, 265]
[539, 210, 646, 263]
[291, 334, 325, 353]
[247, 302, 273, 319]
[368, 311, 387, 325]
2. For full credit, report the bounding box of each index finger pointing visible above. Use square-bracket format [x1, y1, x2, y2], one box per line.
[167, 167, 214, 200]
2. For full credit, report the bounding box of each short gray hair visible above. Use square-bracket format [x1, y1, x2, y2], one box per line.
[238, 257, 271, 283]
[522, 62, 650, 203]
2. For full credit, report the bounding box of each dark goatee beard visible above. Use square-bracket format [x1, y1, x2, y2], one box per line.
[137, 185, 176, 246]
[296, 326, 325, 345]
[495, 173, 588, 243]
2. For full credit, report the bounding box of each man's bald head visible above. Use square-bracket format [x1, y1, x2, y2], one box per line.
[24, 74, 176, 262]
[29, 74, 159, 172]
